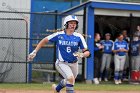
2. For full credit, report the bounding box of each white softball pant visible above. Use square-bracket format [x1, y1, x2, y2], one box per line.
[55, 60, 78, 85]
[114, 55, 126, 71]
[100, 53, 112, 72]
[124, 53, 129, 69]
[131, 56, 140, 70]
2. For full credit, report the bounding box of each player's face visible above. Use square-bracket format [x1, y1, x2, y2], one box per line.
[105, 35, 110, 40]
[67, 21, 77, 31]
[122, 30, 127, 37]
[118, 35, 124, 41]
[95, 34, 101, 40]
[137, 26, 140, 31]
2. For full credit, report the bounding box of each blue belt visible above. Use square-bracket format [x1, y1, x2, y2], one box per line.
[63, 59, 78, 63]
[104, 52, 112, 54]
[116, 54, 125, 56]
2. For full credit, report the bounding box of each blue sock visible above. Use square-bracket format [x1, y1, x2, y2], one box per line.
[114, 71, 119, 80]
[66, 84, 74, 93]
[100, 72, 103, 79]
[105, 71, 108, 78]
[119, 71, 123, 80]
[56, 79, 66, 92]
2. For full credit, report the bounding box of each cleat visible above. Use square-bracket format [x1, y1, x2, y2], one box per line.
[104, 78, 108, 82]
[115, 80, 119, 85]
[123, 78, 128, 81]
[118, 80, 122, 84]
[99, 78, 102, 82]
[94, 78, 99, 84]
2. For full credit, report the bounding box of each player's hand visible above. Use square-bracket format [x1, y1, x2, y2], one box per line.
[119, 48, 125, 52]
[28, 50, 37, 61]
[73, 52, 84, 58]
[99, 45, 104, 49]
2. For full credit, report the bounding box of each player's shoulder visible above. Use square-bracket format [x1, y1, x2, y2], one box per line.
[114, 40, 119, 44]
[73, 32, 83, 37]
[122, 40, 128, 43]
[109, 40, 114, 43]
[100, 40, 105, 43]
[56, 31, 65, 34]
[52, 31, 65, 36]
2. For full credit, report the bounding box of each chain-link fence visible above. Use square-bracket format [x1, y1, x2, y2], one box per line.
[0, 11, 85, 83]
[2, 10, 140, 84]
[0, 17, 28, 82]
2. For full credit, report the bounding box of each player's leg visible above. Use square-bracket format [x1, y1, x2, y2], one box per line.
[114, 55, 120, 84]
[131, 56, 135, 70]
[67, 62, 78, 92]
[135, 56, 140, 70]
[100, 54, 107, 81]
[123, 53, 129, 80]
[65, 62, 78, 93]
[119, 56, 126, 83]
[133, 56, 140, 82]
[70, 62, 78, 79]
[55, 61, 75, 93]
[105, 54, 112, 81]
[94, 57, 101, 84]
[52, 79, 66, 93]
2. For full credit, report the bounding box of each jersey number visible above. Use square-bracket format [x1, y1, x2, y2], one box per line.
[67, 47, 71, 53]
[106, 46, 109, 50]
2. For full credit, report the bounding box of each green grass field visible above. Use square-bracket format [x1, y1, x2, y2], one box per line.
[0, 82, 140, 91]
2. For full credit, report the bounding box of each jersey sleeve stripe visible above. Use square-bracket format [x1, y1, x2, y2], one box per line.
[75, 32, 88, 49]
[46, 31, 64, 40]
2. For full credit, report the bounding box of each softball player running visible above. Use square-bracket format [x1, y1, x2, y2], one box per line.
[99, 33, 113, 82]
[28, 15, 90, 93]
[112, 34, 129, 85]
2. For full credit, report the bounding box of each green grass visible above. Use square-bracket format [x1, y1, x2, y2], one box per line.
[0, 82, 140, 91]
[75, 83, 140, 91]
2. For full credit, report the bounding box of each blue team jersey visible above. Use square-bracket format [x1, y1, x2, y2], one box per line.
[131, 41, 140, 56]
[101, 40, 113, 54]
[46, 31, 88, 63]
[112, 40, 129, 56]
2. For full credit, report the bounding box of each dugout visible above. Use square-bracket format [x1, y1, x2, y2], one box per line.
[61, 0, 140, 82]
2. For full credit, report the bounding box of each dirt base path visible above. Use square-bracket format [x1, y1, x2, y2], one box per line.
[0, 90, 140, 93]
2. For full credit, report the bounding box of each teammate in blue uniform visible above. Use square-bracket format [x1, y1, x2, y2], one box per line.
[112, 34, 129, 84]
[28, 15, 90, 93]
[122, 30, 130, 81]
[130, 36, 140, 82]
[131, 36, 140, 71]
[99, 33, 113, 82]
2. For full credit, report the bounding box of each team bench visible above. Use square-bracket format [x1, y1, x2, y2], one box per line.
[32, 68, 57, 82]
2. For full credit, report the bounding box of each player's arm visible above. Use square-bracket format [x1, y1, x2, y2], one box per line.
[28, 37, 49, 61]
[82, 49, 90, 58]
[28, 32, 59, 61]
[73, 49, 90, 58]
[112, 49, 120, 53]
[112, 42, 120, 53]
[121, 43, 129, 52]
[75, 33, 90, 58]
[34, 37, 49, 52]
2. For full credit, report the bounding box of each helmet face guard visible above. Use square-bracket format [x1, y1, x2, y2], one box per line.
[64, 15, 79, 30]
